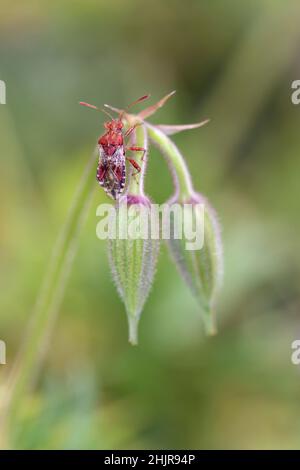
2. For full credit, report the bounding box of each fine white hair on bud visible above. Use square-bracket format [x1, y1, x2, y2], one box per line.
[167, 192, 223, 335]
[108, 195, 160, 345]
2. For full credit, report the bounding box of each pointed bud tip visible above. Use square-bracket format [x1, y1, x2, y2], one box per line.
[202, 308, 217, 336]
[128, 315, 139, 346]
[206, 320, 218, 337]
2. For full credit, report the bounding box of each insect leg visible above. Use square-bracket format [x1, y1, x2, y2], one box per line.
[126, 158, 141, 178]
[126, 146, 146, 161]
[124, 123, 142, 138]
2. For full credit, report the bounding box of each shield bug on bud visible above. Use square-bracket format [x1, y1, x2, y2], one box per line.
[80, 95, 149, 199]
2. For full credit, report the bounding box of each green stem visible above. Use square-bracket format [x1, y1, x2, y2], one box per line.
[127, 122, 148, 196]
[146, 123, 194, 201]
[0, 148, 98, 442]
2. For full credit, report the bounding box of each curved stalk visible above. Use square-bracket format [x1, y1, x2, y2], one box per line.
[145, 123, 194, 201]
[127, 122, 148, 197]
[0, 148, 98, 444]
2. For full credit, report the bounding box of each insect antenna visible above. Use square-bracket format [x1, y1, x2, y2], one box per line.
[104, 95, 150, 121]
[79, 101, 114, 120]
[126, 94, 150, 111]
[120, 94, 150, 120]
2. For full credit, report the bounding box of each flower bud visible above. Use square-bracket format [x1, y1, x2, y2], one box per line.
[167, 192, 223, 334]
[108, 194, 160, 345]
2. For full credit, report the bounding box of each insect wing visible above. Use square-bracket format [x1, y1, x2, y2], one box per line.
[96, 159, 108, 184]
[97, 146, 126, 200]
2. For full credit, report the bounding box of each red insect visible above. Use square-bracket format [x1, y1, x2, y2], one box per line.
[80, 95, 148, 199]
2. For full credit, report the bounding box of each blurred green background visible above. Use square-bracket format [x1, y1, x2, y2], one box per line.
[1, 0, 300, 449]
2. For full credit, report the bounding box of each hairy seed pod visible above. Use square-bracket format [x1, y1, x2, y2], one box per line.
[167, 192, 223, 334]
[108, 194, 160, 345]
